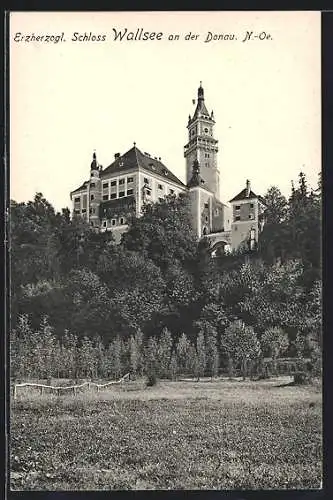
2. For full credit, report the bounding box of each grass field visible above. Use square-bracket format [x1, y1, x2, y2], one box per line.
[10, 377, 322, 490]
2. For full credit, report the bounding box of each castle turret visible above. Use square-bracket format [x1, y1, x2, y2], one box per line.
[229, 180, 266, 251]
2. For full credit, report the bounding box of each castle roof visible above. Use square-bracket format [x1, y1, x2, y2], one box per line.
[229, 180, 265, 204]
[229, 188, 259, 202]
[102, 145, 186, 187]
[70, 181, 89, 196]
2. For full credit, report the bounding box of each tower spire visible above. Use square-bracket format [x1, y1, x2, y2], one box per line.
[198, 81, 204, 100]
[91, 150, 97, 170]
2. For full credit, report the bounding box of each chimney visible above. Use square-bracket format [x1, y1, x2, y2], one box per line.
[115, 153, 120, 159]
[246, 179, 251, 197]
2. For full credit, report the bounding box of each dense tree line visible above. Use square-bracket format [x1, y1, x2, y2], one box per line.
[10, 172, 321, 380]
[10, 315, 313, 381]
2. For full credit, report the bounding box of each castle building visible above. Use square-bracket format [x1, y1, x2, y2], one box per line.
[70, 83, 265, 251]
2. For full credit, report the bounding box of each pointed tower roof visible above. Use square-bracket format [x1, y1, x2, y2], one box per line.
[91, 151, 98, 170]
[191, 82, 210, 120]
[187, 159, 211, 192]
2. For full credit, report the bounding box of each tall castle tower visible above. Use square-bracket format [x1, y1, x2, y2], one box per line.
[88, 151, 102, 228]
[184, 83, 220, 199]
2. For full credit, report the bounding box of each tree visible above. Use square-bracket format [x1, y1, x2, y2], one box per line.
[261, 327, 289, 359]
[109, 337, 123, 379]
[77, 336, 97, 378]
[196, 330, 206, 380]
[61, 330, 78, 379]
[122, 193, 198, 272]
[260, 327, 289, 375]
[129, 334, 140, 377]
[157, 327, 173, 378]
[98, 250, 166, 338]
[145, 336, 159, 379]
[221, 320, 261, 379]
[176, 333, 192, 376]
[37, 316, 57, 379]
[287, 172, 321, 269]
[169, 350, 178, 380]
[262, 186, 288, 224]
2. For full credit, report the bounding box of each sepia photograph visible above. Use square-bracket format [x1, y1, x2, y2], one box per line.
[8, 11, 322, 491]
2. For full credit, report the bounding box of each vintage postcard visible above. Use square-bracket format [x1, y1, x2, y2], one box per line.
[8, 11, 322, 491]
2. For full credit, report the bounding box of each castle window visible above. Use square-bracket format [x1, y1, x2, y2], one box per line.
[110, 193, 116, 199]
[158, 184, 163, 190]
[159, 197, 164, 203]
[74, 197, 80, 203]
[169, 189, 174, 194]
[103, 183, 108, 189]
[127, 177, 134, 183]
[250, 203, 254, 208]
[119, 179, 125, 185]
[235, 205, 240, 211]
[103, 195, 108, 200]
[111, 181, 117, 187]
[90, 182, 96, 188]
[235, 216, 240, 221]
[127, 189, 134, 195]
[249, 214, 254, 220]
[102, 221, 107, 228]
[111, 219, 116, 226]
[144, 177, 149, 184]
[120, 217, 125, 225]
[81, 209, 86, 213]
[90, 194, 94, 201]
[146, 189, 151, 196]
[204, 202, 209, 208]
[74, 209, 80, 214]
[205, 216, 209, 222]
[215, 208, 219, 215]
[119, 191, 125, 197]
[91, 172, 94, 177]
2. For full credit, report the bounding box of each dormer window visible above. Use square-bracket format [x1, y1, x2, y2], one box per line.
[235, 205, 240, 211]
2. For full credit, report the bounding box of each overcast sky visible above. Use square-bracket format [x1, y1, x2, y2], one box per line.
[10, 11, 320, 210]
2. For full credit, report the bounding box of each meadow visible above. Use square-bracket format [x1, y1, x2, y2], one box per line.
[10, 377, 322, 490]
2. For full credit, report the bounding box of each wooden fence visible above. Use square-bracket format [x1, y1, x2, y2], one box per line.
[13, 373, 130, 399]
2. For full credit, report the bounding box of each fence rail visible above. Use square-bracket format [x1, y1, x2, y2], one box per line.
[13, 373, 130, 399]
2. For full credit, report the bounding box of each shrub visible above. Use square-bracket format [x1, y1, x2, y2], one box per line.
[146, 371, 157, 387]
[293, 371, 312, 385]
